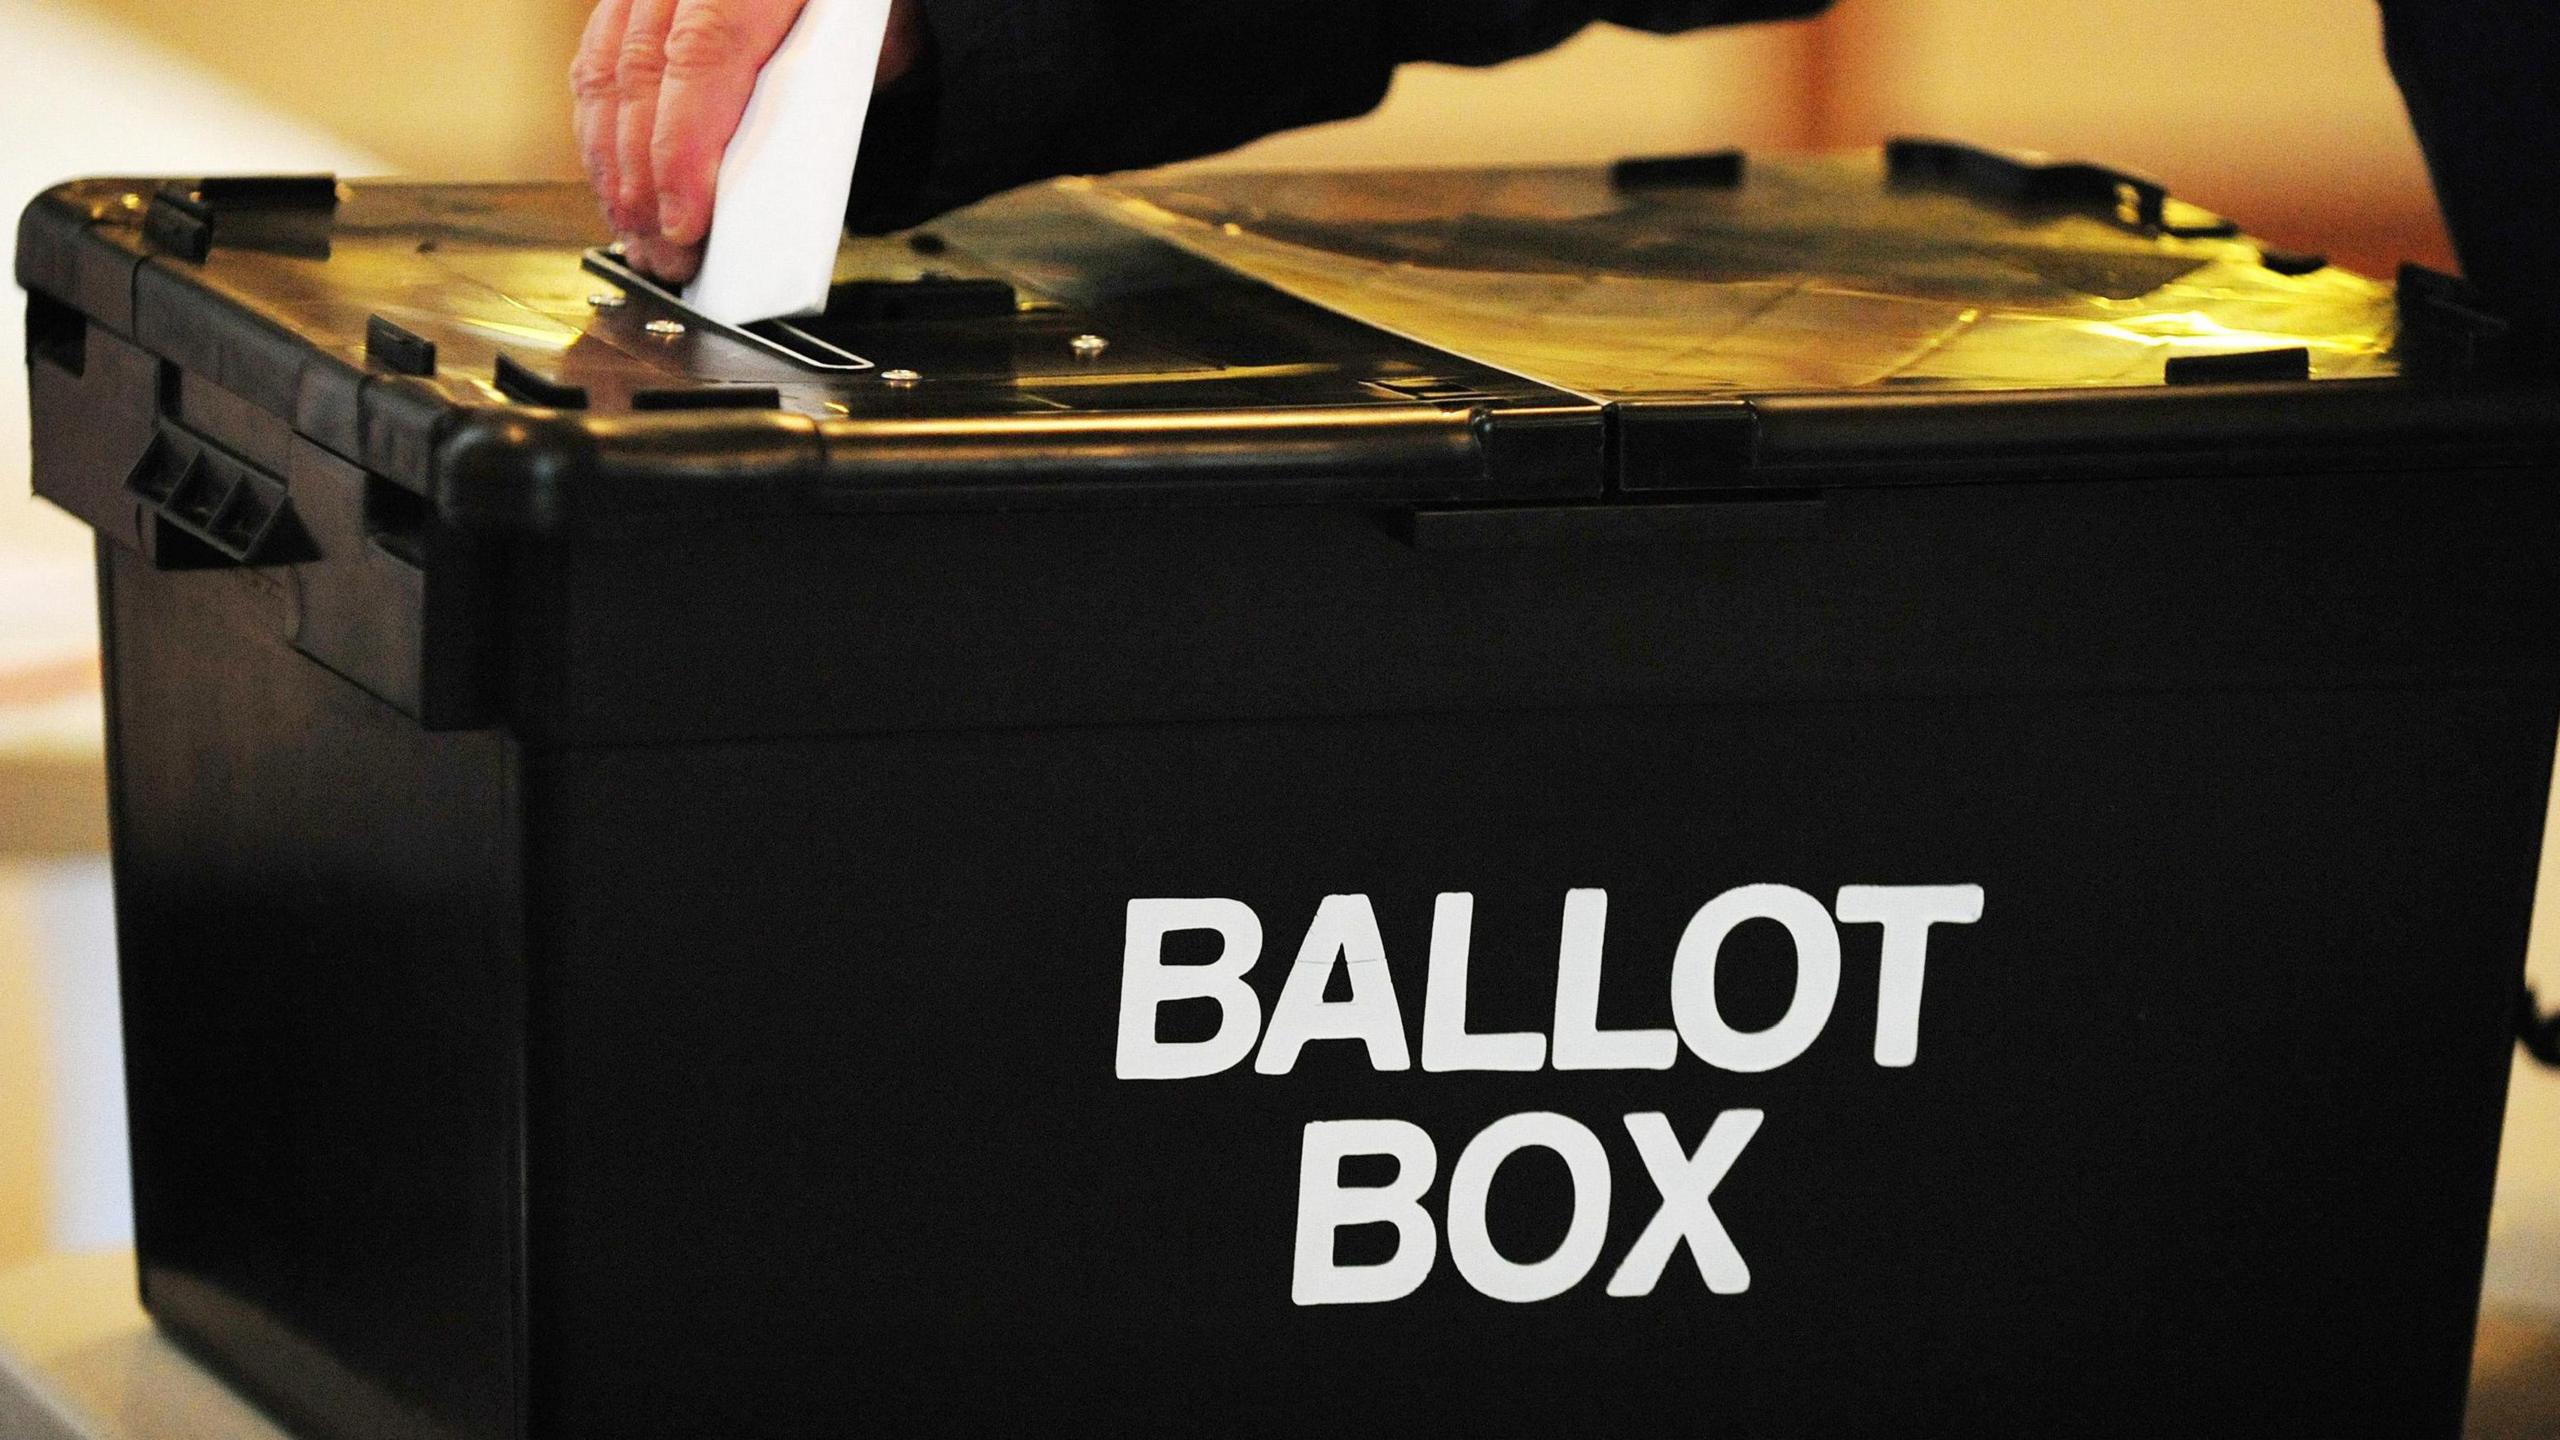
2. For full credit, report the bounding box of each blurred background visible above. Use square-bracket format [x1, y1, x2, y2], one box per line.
[0, 0, 2547, 1321]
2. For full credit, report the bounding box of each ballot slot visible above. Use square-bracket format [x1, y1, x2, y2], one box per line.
[582, 247, 877, 373]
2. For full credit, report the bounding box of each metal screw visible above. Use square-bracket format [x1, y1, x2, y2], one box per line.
[119, 192, 144, 211]
[1069, 333, 1111, 360]
[881, 369, 922, 387]
[605, 241, 626, 258]
[644, 318, 686, 337]
[588, 293, 627, 309]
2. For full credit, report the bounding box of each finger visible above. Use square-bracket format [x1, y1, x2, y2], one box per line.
[634, 236, 706, 285]
[572, 0, 635, 221]
[647, 238, 706, 285]
[611, 0, 681, 235]
[616, 232, 696, 286]
[651, 0, 806, 246]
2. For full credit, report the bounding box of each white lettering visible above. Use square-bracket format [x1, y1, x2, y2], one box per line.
[1291, 1119, 1439, 1306]
[1446, 1112, 1614, 1303]
[1256, 894, 1413, 1075]
[1115, 898, 1265, 1081]
[1670, 884, 1841, 1073]
[1422, 893, 1547, 1073]
[1551, 888, 1679, 1071]
[1835, 885, 1985, 1068]
[1605, 1109, 1764, 1296]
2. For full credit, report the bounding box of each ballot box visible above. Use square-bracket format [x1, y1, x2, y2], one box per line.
[18, 142, 2560, 1440]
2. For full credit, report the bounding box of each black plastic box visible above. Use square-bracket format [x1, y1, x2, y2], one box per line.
[19, 145, 2560, 1439]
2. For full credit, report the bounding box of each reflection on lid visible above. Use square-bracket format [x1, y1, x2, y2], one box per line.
[1084, 155, 2398, 400]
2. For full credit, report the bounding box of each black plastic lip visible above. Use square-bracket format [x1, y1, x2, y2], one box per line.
[427, 398, 1527, 534]
[1603, 376, 2560, 491]
[580, 248, 876, 373]
[1732, 379, 2560, 476]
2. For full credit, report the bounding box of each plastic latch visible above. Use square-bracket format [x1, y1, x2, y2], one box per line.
[366, 316, 438, 377]
[493, 353, 591, 410]
[141, 185, 214, 262]
[2163, 347, 2311, 385]
[123, 419, 303, 568]
[1884, 137, 2239, 239]
[1611, 150, 1746, 192]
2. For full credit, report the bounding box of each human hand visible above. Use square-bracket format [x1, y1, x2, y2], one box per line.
[572, 0, 925, 283]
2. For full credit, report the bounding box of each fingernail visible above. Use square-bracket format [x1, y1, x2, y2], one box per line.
[658, 196, 696, 243]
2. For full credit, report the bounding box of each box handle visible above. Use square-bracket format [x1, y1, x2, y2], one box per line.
[123, 418, 309, 569]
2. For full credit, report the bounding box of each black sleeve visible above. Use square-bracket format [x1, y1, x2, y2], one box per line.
[2379, 0, 2560, 362]
[847, 0, 1833, 232]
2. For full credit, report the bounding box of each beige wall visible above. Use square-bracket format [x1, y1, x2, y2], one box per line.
[67, 0, 589, 180]
[1809, 0, 2450, 276]
[0, 876, 50, 1266]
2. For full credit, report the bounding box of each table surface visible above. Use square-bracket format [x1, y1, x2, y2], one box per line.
[3, 1249, 2555, 1440]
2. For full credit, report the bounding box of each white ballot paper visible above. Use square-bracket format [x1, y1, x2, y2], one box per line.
[681, 0, 893, 326]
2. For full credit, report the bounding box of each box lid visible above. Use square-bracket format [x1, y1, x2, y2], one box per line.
[17, 144, 2556, 535]
[1088, 142, 2554, 491]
